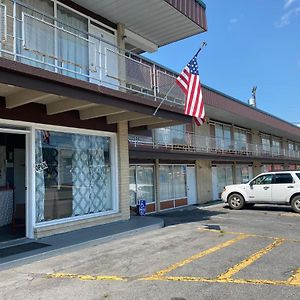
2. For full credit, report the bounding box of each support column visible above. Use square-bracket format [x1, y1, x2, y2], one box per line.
[117, 121, 130, 220]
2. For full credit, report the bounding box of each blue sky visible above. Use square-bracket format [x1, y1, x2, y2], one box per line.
[144, 0, 300, 124]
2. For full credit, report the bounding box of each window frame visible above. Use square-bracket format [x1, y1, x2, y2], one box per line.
[33, 123, 118, 228]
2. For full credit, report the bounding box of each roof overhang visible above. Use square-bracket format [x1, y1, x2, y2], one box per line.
[71, 0, 207, 49]
[203, 87, 300, 142]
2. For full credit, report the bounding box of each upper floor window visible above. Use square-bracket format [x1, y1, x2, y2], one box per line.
[214, 123, 231, 150]
[154, 125, 186, 145]
[234, 127, 247, 151]
[261, 134, 271, 152]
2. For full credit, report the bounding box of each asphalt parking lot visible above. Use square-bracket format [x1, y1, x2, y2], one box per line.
[0, 203, 299, 300]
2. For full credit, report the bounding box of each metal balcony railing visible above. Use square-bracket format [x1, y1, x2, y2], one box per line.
[0, 0, 185, 108]
[128, 133, 300, 160]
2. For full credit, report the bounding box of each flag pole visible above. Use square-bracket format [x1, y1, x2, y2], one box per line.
[153, 41, 207, 116]
[194, 41, 207, 57]
[153, 83, 177, 116]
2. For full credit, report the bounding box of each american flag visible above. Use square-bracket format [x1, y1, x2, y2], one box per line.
[176, 55, 205, 126]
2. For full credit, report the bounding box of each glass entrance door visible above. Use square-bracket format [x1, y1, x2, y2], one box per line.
[0, 131, 27, 242]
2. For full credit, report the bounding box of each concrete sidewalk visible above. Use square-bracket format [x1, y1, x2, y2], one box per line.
[0, 215, 164, 271]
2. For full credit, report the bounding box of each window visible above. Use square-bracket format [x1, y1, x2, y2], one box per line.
[129, 165, 154, 205]
[35, 130, 114, 223]
[216, 165, 233, 195]
[159, 165, 187, 201]
[173, 165, 186, 198]
[296, 173, 300, 180]
[274, 173, 293, 184]
[272, 138, 281, 156]
[251, 174, 273, 185]
[154, 125, 186, 145]
[261, 164, 272, 173]
[234, 128, 247, 151]
[215, 124, 231, 150]
[57, 5, 89, 80]
[261, 134, 271, 153]
[236, 165, 252, 183]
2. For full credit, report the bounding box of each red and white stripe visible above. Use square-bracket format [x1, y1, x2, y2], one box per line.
[176, 66, 205, 126]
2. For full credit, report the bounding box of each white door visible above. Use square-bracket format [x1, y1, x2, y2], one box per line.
[89, 24, 119, 89]
[187, 166, 197, 205]
[271, 173, 294, 203]
[247, 173, 273, 202]
[212, 166, 219, 200]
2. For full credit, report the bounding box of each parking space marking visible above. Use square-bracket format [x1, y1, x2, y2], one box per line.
[44, 230, 300, 287]
[46, 273, 126, 281]
[288, 268, 300, 285]
[280, 213, 300, 218]
[217, 238, 285, 280]
[200, 228, 300, 243]
[142, 234, 250, 279]
[146, 276, 300, 287]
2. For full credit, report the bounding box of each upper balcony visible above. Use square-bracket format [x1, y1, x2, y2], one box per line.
[0, 0, 199, 126]
[128, 132, 300, 162]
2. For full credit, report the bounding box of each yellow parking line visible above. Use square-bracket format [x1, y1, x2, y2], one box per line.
[46, 273, 300, 287]
[287, 268, 300, 285]
[280, 213, 300, 217]
[199, 228, 300, 243]
[46, 273, 126, 281]
[141, 234, 250, 279]
[217, 238, 285, 280]
[146, 276, 300, 287]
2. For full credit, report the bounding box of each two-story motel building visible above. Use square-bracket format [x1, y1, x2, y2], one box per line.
[0, 0, 299, 243]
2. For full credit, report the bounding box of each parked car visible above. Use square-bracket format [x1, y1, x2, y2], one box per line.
[221, 171, 300, 213]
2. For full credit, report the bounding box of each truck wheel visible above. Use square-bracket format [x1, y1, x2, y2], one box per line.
[228, 193, 245, 210]
[291, 196, 300, 213]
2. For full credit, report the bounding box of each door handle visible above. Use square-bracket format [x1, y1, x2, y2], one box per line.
[287, 186, 294, 188]
[263, 186, 270, 190]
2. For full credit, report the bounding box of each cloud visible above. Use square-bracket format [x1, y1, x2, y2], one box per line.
[229, 18, 238, 24]
[277, 1, 300, 27]
[284, 0, 297, 8]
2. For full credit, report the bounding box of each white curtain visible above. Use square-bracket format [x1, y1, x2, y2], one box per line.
[57, 5, 88, 80]
[17, 0, 54, 70]
[35, 131, 45, 222]
[89, 136, 108, 212]
[71, 134, 91, 215]
[71, 135, 109, 215]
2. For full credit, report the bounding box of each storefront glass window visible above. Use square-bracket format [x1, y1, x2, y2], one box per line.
[159, 165, 187, 200]
[173, 165, 187, 199]
[216, 165, 233, 196]
[129, 165, 155, 205]
[35, 130, 113, 223]
[159, 165, 174, 201]
[236, 165, 252, 183]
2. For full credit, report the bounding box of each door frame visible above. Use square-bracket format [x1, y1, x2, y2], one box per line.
[0, 126, 32, 238]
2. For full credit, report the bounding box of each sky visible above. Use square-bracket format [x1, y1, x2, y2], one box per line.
[143, 0, 300, 124]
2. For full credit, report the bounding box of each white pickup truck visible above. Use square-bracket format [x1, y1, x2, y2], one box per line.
[221, 171, 300, 213]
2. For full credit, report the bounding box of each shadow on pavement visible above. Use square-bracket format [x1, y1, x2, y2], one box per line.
[153, 205, 227, 227]
[223, 204, 294, 213]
